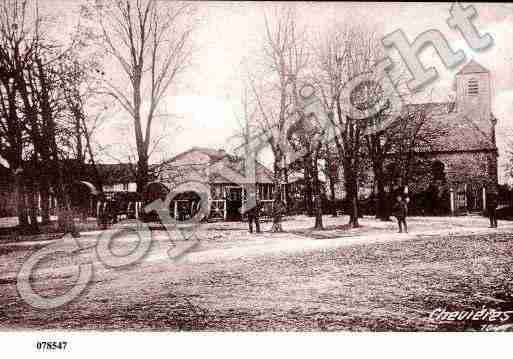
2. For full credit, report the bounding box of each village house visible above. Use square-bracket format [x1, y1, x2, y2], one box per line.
[148, 147, 275, 221]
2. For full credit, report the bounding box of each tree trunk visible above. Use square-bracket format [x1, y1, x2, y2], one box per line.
[81, 114, 104, 193]
[136, 155, 149, 194]
[328, 173, 337, 217]
[312, 153, 323, 230]
[374, 164, 390, 221]
[37, 137, 52, 226]
[345, 168, 359, 228]
[14, 170, 28, 229]
[271, 154, 283, 232]
[283, 166, 290, 212]
[352, 193, 359, 226]
[39, 173, 51, 224]
[303, 154, 313, 216]
[27, 178, 39, 233]
[75, 113, 83, 165]
[376, 179, 390, 221]
[324, 146, 338, 217]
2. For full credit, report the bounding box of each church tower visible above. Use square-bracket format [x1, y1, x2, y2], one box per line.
[455, 60, 493, 137]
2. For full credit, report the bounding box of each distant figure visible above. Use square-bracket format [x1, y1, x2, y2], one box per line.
[393, 195, 408, 233]
[245, 200, 262, 234]
[107, 200, 118, 224]
[98, 200, 116, 228]
[486, 188, 498, 228]
[59, 206, 80, 238]
[272, 200, 286, 233]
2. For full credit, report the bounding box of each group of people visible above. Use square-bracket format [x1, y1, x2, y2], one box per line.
[391, 187, 500, 233]
[244, 187, 500, 235]
[243, 194, 413, 235]
[243, 199, 287, 234]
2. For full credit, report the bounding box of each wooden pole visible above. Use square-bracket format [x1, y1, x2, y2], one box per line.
[482, 186, 486, 210]
[450, 188, 455, 215]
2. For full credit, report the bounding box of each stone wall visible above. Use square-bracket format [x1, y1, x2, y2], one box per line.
[429, 151, 498, 188]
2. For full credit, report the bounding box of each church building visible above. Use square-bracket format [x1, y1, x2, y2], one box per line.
[409, 59, 499, 213]
[328, 60, 499, 215]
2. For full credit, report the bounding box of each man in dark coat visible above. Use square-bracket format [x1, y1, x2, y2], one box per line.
[271, 199, 286, 232]
[393, 195, 408, 233]
[486, 188, 499, 228]
[244, 200, 262, 234]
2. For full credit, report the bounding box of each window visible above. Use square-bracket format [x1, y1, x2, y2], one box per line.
[468, 78, 479, 95]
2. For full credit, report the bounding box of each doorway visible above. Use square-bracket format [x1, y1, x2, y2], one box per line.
[226, 187, 242, 221]
[170, 191, 202, 221]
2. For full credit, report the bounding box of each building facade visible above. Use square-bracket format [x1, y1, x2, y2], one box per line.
[326, 60, 499, 215]
[409, 60, 498, 213]
[150, 147, 275, 221]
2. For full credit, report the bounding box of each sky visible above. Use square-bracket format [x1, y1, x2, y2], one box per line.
[41, 1, 513, 183]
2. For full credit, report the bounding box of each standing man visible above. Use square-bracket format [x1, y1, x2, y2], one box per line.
[393, 195, 408, 233]
[486, 187, 499, 228]
[243, 197, 262, 234]
[271, 199, 286, 233]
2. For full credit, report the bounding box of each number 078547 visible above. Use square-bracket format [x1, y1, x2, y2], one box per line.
[36, 341, 67, 350]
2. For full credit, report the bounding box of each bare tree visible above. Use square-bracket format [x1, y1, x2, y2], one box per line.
[315, 25, 383, 227]
[387, 103, 446, 191]
[58, 49, 106, 191]
[0, 0, 27, 228]
[0, 0, 59, 229]
[248, 5, 308, 232]
[90, 0, 196, 193]
[365, 114, 394, 221]
[0, 0, 82, 233]
[286, 109, 327, 229]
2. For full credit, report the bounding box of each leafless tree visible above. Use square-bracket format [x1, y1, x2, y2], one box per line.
[89, 0, 196, 193]
[386, 102, 447, 191]
[0, 0, 84, 233]
[56, 35, 110, 192]
[247, 5, 309, 231]
[314, 25, 383, 227]
[286, 108, 328, 229]
[0, 0, 28, 227]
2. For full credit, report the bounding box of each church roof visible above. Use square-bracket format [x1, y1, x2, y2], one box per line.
[456, 60, 489, 75]
[398, 102, 495, 153]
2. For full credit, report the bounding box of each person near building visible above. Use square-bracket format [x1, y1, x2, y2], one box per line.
[245, 200, 262, 234]
[486, 187, 499, 228]
[393, 195, 408, 233]
[271, 199, 286, 233]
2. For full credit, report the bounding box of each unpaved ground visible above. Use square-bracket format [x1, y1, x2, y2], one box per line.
[0, 215, 512, 331]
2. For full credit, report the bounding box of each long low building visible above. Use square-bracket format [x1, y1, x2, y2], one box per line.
[0, 147, 280, 224]
[148, 147, 276, 221]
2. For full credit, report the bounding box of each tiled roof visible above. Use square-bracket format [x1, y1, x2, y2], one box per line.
[95, 163, 138, 184]
[399, 102, 495, 153]
[456, 60, 489, 75]
[192, 147, 228, 160]
[209, 156, 274, 184]
[158, 147, 274, 185]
